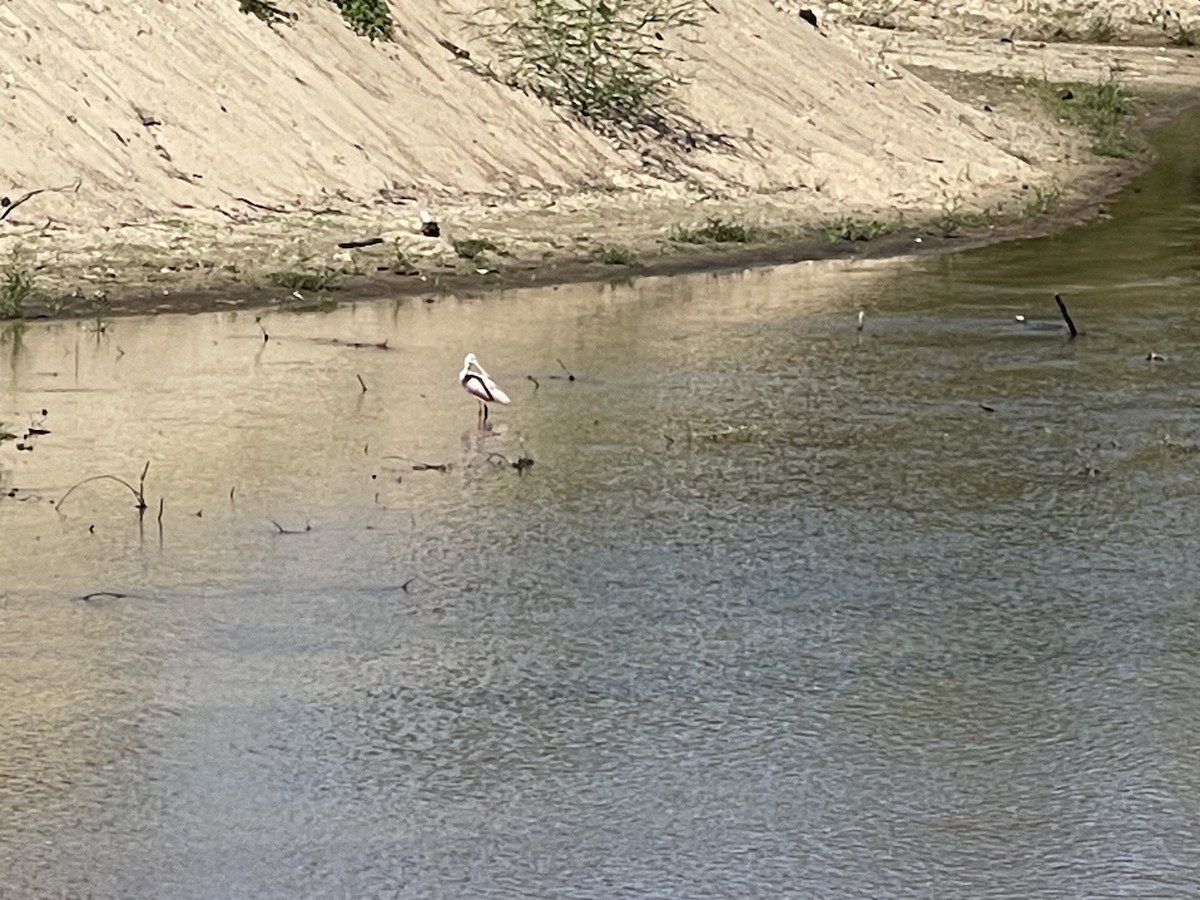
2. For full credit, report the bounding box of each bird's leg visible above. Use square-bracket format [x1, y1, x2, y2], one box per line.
[482, 403, 489, 423]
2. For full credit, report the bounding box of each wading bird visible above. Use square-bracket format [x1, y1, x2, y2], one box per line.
[459, 352, 511, 423]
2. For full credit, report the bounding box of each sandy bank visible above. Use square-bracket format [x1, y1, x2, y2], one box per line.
[0, 0, 1198, 319]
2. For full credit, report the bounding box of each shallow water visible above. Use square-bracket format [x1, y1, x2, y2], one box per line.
[3, 112, 1200, 898]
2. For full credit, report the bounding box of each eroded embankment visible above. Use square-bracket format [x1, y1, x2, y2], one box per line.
[0, 0, 1198, 319]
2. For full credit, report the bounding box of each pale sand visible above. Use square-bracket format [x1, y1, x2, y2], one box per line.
[0, 0, 1197, 315]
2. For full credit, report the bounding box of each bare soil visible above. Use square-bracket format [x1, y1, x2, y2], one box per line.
[0, 3, 1197, 321]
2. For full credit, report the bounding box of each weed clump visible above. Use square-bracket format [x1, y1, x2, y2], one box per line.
[331, 0, 393, 41]
[596, 244, 636, 265]
[1, 247, 34, 319]
[453, 238, 502, 259]
[1020, 183, 1062, 218]
[822, 216, 895, 243]
[669, 216, 755, 244]
[239, 0, 297, 25]
[1038, 77, 1139, 158]
[268, 268, 342, 292]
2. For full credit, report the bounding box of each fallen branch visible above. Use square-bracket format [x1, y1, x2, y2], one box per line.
[268, 518, 312, 535]
[235, 196, 288, 213]
[486, 452, 535, 473]
[383, 454, 451, 472]
[56, 460, 150, 512]
[0, 179, 81, 223]
[324, 338, 389, 350]
[1054, 293, 1079, 339]
[75, 591, 130, 602]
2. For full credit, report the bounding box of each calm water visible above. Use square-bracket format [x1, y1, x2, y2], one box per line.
[2, 111, 1200, 898]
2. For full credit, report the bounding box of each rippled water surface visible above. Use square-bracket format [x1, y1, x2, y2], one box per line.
[3, 112, 1200, 899]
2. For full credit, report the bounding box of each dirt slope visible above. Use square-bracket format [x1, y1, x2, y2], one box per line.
[0, 0, 1033, 227]
[1, 0, 1197, 315]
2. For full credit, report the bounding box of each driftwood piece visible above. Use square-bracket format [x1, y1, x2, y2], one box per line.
[0, 179, 82, 222]
[1054, 293, 1079, 339]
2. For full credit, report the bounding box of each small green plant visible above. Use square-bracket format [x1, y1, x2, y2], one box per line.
[596, 244, 636, 265]
[1169, 23, 1197, 46]
[935, 193, 989, 238]
[239, 0, 297, 24]
[1, 248, 34, 319]
[822, 216, 895, 243]
[669, 216, 755, 244]
[331, 0, 393, 41]
[1084, 14, 1116, 43]
[267, 268, 341, 291]
[1020, 183, 1062, 218]
[1037, 77, 1138, 158]
[453, 237, 501, 259]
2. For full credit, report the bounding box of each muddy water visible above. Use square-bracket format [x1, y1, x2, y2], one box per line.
[4, 112, 1200, 899]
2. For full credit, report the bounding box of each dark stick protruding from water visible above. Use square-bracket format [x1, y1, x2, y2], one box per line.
[557, 358, 576, 381]
[356, 373, 368, 393]
[268, 518, 312, 535]
[1054, 293, 1078, 339]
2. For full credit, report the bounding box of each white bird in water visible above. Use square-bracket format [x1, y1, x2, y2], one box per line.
[459, 352, 511, 423]
[856, 310, 865, 332]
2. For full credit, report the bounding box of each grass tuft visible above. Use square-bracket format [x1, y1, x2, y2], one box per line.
[1084, 14, 1116, 43]
[239, 0, 297, 25]
[669, 216, 755, 244]
[267, 268, 342, 292]
[822, 216, 895, 243]
[1037, 77, 1139, 158]
[1168, 22, 1197, 46]
[453, 237, 502, 259]
[331, 0, 393, 41]
[596, 244, 637, 265]
[1, 247, 35, 319]
[1020, 183, 1062, 218]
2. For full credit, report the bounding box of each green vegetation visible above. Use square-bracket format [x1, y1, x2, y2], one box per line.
[669, 216, 755, 244]
[453, 237, 502, 259]
[1, 247, 34, 319]
[267, 267, 342, 292]
[934, 193, 989, 238]
[1038, 77, 1139, 158]
[1020, 183, 1062, 218]
[239, 0, 297, 25]
[821, 216, 895, 243]
[1084, 14, 1116, 43]
[473, 0, 704, 138]
[331, 0, 393, 41]
[1168, 22, 1197, 46]
[596, 244, 636, 265]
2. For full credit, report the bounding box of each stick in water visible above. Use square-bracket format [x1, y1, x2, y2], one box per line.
[1054, 293, 1078, 339]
